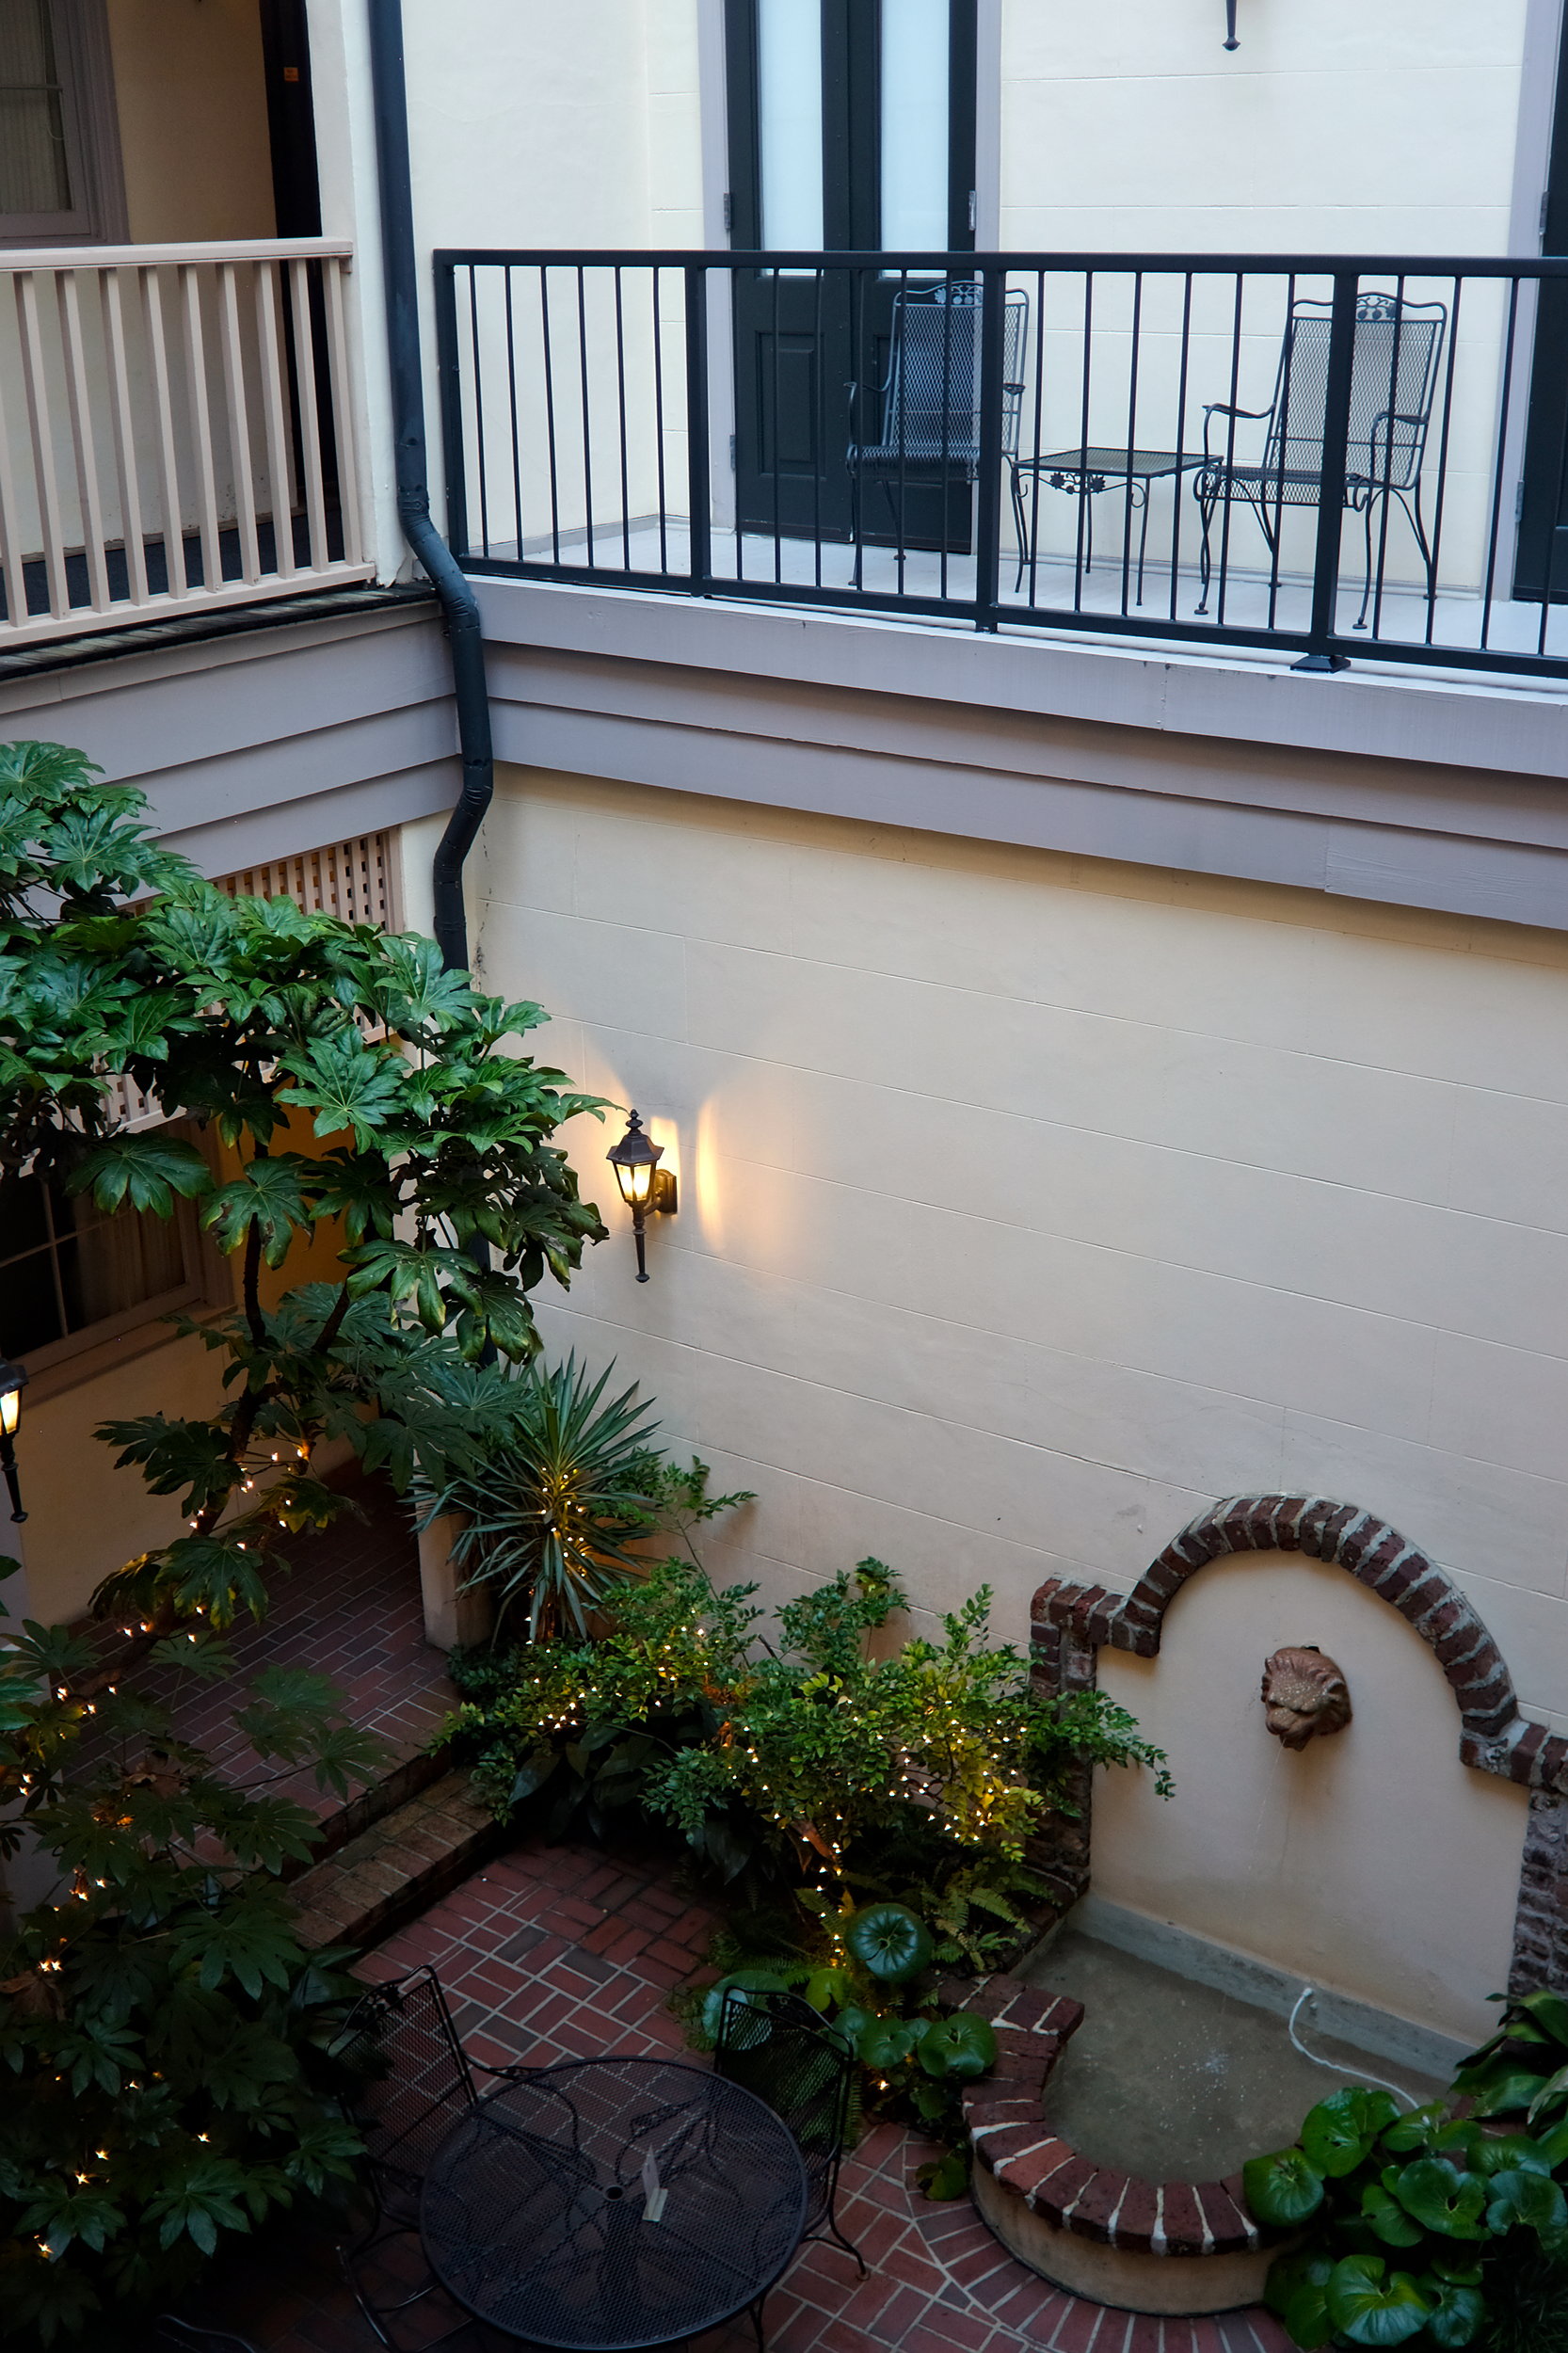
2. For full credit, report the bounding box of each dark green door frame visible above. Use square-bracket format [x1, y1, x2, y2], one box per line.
[1516, 1, 1568, 599]
[725, 0, 978, 548]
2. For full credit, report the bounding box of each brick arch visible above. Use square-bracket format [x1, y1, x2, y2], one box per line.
[1123, 1494, 1515, 1738]
[1029, 1493, 1568, 1998]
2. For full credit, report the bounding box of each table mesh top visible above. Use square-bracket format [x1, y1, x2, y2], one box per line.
[421, 2057, 808, 2349]
[1026, 446, 1205, 477]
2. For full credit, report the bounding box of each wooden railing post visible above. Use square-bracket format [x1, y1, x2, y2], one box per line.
[0, 236, 373, 651]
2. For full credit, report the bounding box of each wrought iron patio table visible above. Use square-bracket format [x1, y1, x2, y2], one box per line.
[1011, 445, 1207, 602]
[419, 2054, 808, 2349]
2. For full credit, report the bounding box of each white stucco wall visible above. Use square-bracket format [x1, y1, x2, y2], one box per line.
[472, 761, 1568, 1745]
[465, 756, 1568, 2020]
[1094, 1553, 1528, 2042]
[1000, 0, 1537, 257]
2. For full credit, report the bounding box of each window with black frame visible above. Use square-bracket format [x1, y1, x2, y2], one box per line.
[0, 1144, 202, 1369]
[0, 0, 125, 245]
[725, 0, 977, 548]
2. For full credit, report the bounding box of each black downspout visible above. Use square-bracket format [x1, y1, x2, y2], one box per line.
[366, 0, 491, 972]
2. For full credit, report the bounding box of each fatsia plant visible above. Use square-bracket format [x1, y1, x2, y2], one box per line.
[0, 1557, 376, 2349]
[0, 739, 609, 1685]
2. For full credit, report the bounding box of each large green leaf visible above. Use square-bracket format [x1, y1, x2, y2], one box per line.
[1389, 2157, 1487, 2238]
[1265, 2249, 1336, 2350]
[1486, 2165, 1568, 2236]
[1528, 2064, 1568, 2123]
[1515, 1990, 1568, 2050]
[1360, 2184, 1425, 2249]
[69, 1131, 212, 1216]
[1302, 2087, 1400, 2178]
[1420, 2280, 1486, 2349]
[1323, 2255, 1431, 2345]
[845, 1902, 935, 1982]
[1243, 2147, 1327, 2229]
[917, 2013, 998, 2081]
[1458, 2067, 1549, 2118]
[277, 1030, 406, 1145]
[201, 1155, 315, 1267]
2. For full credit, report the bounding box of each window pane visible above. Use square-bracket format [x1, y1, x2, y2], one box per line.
[0, 0, 72, 215]
[0, 1171, 190, 1357]
[0, 1247, 65, 1354]
[758, 0, 824, 250]
[880, 0, 951, 251]
[68, 1191, 187, 1327]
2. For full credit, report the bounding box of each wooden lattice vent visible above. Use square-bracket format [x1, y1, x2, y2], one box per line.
[107, 833, 398, 1132]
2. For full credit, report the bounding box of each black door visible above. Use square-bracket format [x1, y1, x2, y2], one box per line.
[1516, 9, 1568, 600]
[725, 0, 976, 549]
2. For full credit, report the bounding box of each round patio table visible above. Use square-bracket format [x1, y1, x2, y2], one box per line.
[420, 2055, 808, 2349]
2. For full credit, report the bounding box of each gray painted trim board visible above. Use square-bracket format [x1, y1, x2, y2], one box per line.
[495, 694, 1568, 932]
[0, 600, 459, 877]
[473, 577, 1568, 786]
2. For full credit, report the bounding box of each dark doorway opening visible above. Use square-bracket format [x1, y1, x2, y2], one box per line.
[259, 0, 322, 237]
[1515, 7, 1568, 600]
[724, 0, 977, 549]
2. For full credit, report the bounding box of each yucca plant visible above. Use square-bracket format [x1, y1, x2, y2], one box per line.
[420, 1355, 662, 1641]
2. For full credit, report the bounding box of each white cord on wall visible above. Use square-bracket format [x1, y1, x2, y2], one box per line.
[1288, 1988, 1418, 2110]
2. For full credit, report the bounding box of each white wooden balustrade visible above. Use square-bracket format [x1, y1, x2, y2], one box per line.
[0, 238, 372, 650]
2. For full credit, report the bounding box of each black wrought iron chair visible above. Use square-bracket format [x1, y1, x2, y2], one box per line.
[1193, 289, 1448, 628]
[332, 1965, 525, 2352]
[845, 280, 1030, 586]
[715, 1986, 865, 2275]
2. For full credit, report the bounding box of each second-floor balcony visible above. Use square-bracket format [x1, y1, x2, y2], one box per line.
[0, 236, 370, 653]
[437, 248, 1568, 686]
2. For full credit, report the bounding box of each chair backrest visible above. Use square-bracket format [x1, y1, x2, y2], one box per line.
[877, 281, 1030, 462]
[330, 1964, 477, 2209]
[1264, 290, 1447, 492]
[715, 1987, 854, 2233]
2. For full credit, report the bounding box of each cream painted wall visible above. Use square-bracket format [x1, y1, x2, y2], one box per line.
[471, 764, 1568, 1763]
[19, 1335, 228, 1627]
[1093, 1553, 1528, 2041]
[1000, 0, 1535, 256]
[105, 0, 276, 243]
[398, 0, 701, 253]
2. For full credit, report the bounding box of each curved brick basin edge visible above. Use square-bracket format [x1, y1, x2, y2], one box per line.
[957, 1975, 1277, 2317]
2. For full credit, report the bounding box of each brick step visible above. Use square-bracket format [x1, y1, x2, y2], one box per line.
[288, 1770, 507, 1951]
[288, 1738, 451, 1876]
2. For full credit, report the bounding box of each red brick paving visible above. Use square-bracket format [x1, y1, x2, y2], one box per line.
[188, 1833, 1291, 2353]
[133, 1465, 455, 1825]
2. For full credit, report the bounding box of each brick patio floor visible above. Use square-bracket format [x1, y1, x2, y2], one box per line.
[136, 1465, 455, 1824]
[191, 1834, 1292, 2353]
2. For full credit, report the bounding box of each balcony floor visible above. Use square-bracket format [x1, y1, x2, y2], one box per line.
[491, 515, 1568, 679]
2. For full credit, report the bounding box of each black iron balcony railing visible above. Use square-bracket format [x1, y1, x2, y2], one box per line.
[434, 249, 1568, 681]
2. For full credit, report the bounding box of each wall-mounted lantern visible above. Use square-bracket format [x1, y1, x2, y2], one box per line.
[0, 1357, 28, 1524]
[606, 1112, 678, 1283]
[1224, 0, 1239, 47]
